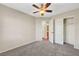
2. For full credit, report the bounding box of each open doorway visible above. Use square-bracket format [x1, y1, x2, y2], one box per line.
[42, 21, 49, 41]
[64, 17, 75, 46]
[41, 19, 55, 43]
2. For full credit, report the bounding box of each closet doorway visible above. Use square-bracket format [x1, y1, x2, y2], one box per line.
[64, 17, 75, 45]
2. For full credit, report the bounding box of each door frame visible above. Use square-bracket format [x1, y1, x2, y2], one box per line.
[49, 19, 55, 43]
[53, 19, 55, 43]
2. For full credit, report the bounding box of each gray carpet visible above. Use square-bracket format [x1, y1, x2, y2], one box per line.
[0, 41, 79, 56]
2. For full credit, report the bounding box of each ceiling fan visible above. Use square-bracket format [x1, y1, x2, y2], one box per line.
[32, 3, 52, 16]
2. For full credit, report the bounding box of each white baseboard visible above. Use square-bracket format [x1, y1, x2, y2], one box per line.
[74, 46, 79, 49]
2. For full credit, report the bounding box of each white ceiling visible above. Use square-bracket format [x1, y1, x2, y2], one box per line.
[2, 3, 79, 17]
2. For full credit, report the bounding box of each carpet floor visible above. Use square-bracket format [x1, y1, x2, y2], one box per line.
[0, 41, 79, 56]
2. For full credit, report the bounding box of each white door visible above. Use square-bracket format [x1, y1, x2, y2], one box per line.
[49, 19, 54, 43]
[65, 18, 75, 45]
[55, 18, 64, 45]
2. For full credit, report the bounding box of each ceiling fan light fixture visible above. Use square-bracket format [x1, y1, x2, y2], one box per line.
[40, 10, 45, 16]
[40, 10, 45, 14]
[41, 13, 44, 16]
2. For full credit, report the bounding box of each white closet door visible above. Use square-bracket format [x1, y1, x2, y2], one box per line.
[55, 18, 64, 45]
[65, 18, 75, 45]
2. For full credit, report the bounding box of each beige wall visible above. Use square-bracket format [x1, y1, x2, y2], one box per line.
[0, 5, 36, 53]
[51, 9, 79, 49]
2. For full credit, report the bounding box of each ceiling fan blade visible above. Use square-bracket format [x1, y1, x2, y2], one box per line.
[45, 3, 51, 9]
[33, 11, 39, 13]
[32, 4, 39, 9]
[45, 10, 52, 12]
[41, 4, 43, 8]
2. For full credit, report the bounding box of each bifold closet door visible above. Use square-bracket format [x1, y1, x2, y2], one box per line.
[65, 18, 75, 45]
